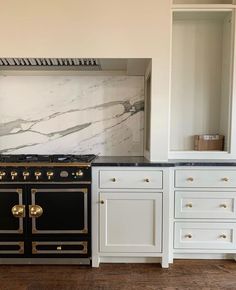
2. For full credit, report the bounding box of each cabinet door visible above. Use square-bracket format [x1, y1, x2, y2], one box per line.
[99, 192, 162, 253]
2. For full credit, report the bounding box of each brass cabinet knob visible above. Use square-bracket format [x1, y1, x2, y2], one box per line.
[185, 234, 192, 239]
[23, 171, 30, 180]
[111, 178, 116, 182]
[220, 234, 227, 239]
[76, 170, 84, 177]
[29, 205, 43, 218]
[46, 171, 54, 180]
[35, 171, 42, 180]
[0, 171, 6, 180]
[144, 178, 150, 183]
[186, 203, 193, 208]
[11, 171, 18, 180]
[220, 203, 227, 208]
[187, 177, 194, 182]
[11, 205, 25, 218]
[57, 246, 62, 251]
[100, 200, 105, 204]
[222, 177, 229, 182]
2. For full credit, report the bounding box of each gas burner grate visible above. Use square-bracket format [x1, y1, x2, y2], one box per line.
[0, 154, 97, 163]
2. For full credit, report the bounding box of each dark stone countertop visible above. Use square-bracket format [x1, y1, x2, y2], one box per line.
[92, 156, 236, 167]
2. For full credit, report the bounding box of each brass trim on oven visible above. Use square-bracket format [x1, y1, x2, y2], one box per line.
[0, 162, 91, 167]
[0, 189, 24, 234]
[31, 188, 88, 234]
[0, 242, 24, 254]
[32, 241, 88, 254]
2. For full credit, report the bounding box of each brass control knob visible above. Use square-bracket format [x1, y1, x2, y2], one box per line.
[11, 171, 18, 180]
[0, 171, 6, 180]
[46, 171, 54, 180]
[76, 170, 84, 177]
[35, 171, 42, 180]
[23, 171, 30, 180]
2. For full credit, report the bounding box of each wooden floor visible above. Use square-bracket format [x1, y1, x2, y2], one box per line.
[0, 260, 236, 290]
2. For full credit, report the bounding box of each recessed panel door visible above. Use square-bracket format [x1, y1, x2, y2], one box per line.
[0, 188, 25, 234]
[29, 187, 89, 234]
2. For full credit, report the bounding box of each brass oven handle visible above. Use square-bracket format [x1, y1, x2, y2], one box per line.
[29, 205, 43, 218]
[11, 205, 25, 218]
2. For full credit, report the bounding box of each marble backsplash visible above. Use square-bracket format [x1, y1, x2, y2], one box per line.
[0, 75, 144, 156]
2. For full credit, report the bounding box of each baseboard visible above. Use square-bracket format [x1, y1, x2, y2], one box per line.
[173, 253, 236, 260]
[99, 257, 162, 264]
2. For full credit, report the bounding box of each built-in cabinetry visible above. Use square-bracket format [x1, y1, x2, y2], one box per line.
[170, 7, 235, 159]
[92, 167, 170, 268]
[173, 167, 236, 258]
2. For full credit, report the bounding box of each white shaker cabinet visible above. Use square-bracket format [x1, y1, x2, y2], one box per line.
[92, 167, 170, 268]
[99, 191, 162, 253]
[172, 167, 236, 259]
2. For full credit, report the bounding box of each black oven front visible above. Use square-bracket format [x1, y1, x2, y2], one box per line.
[0, 168, 92, 263]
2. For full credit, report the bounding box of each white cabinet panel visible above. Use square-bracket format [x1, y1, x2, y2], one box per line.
[175, 191, 236, 219]
[174, 222, 236, 249]
[99, 192, 162, 253]
[175, 169, 236, 188]
[99, 170, 163, 189]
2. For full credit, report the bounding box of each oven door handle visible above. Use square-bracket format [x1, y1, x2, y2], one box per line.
[11, 205, 25, 218]
[29, 205, 43, 218]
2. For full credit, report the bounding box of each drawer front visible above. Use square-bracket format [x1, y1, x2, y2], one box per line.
[175, 169, 236, 188]
[0, 242, 24, 254]
[175, 191, 236, 219]
[99, 170, 163, 189]
[32, 241, 88, 255]
[174, 222, 236, 249]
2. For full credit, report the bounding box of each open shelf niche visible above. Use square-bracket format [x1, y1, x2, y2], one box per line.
[170, 10, 233, 156]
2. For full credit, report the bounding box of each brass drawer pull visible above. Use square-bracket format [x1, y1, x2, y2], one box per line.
[57, 246, 62, 251]
[11, 205, 25, 218]
[100, 200, 105, 204]
[186, 203, 193, 208]
[187, 177, 194, 182]
[220, 234, 227, 239]
[220, 204, 227, 209]
[185, 234, 192, 239]
[144, 178, 150, 183]
[222, 177, 229, 182]
[111, 178, 116, 182]
[29, 205, 43, 218]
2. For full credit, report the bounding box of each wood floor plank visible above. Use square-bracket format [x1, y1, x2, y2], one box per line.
[0, 260, 235, 290]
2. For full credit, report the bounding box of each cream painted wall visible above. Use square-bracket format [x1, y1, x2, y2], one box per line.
[0, 0, 172, 161]
[0, 0, 171, 58]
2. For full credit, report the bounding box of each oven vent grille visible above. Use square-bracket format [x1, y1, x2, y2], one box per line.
[0, 58, 101, 70]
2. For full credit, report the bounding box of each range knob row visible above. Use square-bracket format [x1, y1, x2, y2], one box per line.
[0, 170, 55, 180]
[0, 170, 84, 180]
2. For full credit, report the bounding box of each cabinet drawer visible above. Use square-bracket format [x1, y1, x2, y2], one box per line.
[175, 191, 236, 219]
[99, 170, 163, 189]
[32, 241, 88, 255]
[175, 169, 236, 188]
[174, 222, 236, 249]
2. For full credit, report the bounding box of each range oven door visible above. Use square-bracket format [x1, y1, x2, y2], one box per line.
[28, 184, 90, 235]
[0, 186, 25, 235]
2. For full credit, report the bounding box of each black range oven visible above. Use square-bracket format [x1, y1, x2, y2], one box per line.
[0, 154, 96, 264]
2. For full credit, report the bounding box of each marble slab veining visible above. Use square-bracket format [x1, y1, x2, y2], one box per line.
[0, 75, 144, 155]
